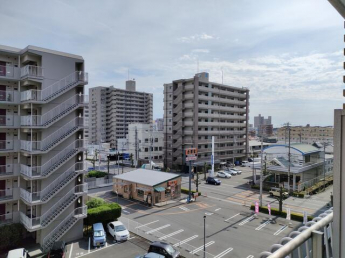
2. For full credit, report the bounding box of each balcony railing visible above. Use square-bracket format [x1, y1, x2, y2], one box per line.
[21, 71, 88, 102]
[0, 64, 19, 79]
[20, 139, 85, 178]
[259, 208, 333, 258]
[0, 140, 19, 152]
[0, 212, 18, 226]
[0, 115, 20, 127]
[0, 90, 19, 103]
[0, 189, 13, 199]
[20, 65, 44, 78]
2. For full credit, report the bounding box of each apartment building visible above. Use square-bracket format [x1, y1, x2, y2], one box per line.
[163, 72, 249, 170]
[0, 45, 88, 251]
[277, 125, 333, 144]
[155, 118, 164, 131]
[89, 80, 153, 147]
[84, 101, 89, 142]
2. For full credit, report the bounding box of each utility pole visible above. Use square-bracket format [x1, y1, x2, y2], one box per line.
[323, 142, 328, 191]
[188, 160, 192, 202]
[232, 136, 236, 167]
[135, 126, 138, 167]
[259, 135, 263, 207]
[149, 124, 153, 169]
[287, 123, 291, 193]
[117, 151, 120, 174]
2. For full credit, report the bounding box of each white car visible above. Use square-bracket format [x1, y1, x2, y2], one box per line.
[231, 168, 242, 174]
[107, 221, 130, 242]
[217, 171, 231, 178]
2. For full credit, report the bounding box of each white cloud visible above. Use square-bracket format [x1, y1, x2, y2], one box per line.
[177, 33, 216, 43]
[192, 49, 210, 53]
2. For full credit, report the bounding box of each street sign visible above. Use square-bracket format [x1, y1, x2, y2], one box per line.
[185, 148, 198, 162]
[267, 203, 271, 216]
[186, 156, 197, 161]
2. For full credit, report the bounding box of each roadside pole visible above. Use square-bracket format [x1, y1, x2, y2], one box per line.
[186, 148, 198, 203]
[188, 160, 192, 202]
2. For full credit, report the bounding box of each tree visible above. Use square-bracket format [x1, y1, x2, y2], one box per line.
[194, 170, 200, 192]
[278, 187, 283, 214]
[130, 153, 134, 167]
[203, 162, 207, 180]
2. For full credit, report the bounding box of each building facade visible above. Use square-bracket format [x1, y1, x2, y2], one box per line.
[277, 125, 333, 144]
[88, 80, 153, 147]
[155, 118, 164, 131]
[0, 45, 88, 250]
[163, 72, 249, 170]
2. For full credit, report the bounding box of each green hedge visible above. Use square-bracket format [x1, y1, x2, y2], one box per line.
[87, 171, 108, 178]
[251, 185, 271, 191]
[85, 203, 122, 226]
[0, 223, 25, 251]
[250, 205, 313, 222]
[86, 197, 106, 209]
[292, 192, 305, 198]
[181, 187, 201, 196]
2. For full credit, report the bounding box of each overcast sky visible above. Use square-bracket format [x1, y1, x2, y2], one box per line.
[1, 0, 343, 127]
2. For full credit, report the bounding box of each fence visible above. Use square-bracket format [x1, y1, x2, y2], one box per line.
[121, 216, 216, 258]
[298, 171, 333, 192]
[85, 177, 113, 189]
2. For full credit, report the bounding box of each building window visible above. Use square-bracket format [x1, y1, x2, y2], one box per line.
[145, 148, 148, 152]
[155, 138, 158, 142]
[137, 189, 144, 197]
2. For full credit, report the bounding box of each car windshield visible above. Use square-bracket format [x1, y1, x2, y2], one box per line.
[165, 245, 176, 255]
[94, 230, 104, 237]
[115, 225, 126, 232]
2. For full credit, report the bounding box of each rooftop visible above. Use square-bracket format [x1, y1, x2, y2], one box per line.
[113, 169, 180, 187]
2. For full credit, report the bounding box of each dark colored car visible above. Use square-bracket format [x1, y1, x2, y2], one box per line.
[206, 177, 221, 185]
[148, 241, 180, 258]
[48, 241, 66, 258]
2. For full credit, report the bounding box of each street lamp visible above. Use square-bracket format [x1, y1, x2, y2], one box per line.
[203, 215, 206, 258]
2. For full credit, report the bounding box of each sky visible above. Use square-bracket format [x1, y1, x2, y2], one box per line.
[1, 0, 343, 127]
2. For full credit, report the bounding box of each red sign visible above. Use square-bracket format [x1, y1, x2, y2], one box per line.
[255, 201, 259, 214]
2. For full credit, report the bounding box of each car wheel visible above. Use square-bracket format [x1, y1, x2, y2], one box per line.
[270, 193, 273, 197]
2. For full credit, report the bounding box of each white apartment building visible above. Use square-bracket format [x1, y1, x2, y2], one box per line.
[0, 45, 88, 251]
[163, 72, 249, 171]
[88, 80, 153, 147]
[277, 125, 333, 144]
[118, 123, 164, 164]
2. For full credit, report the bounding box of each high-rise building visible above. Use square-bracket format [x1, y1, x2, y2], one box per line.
[88, 80, 153, 147]
[0, 45, 88, 250]
[254, 114, 272, 129]
[163, 72, 249, 170]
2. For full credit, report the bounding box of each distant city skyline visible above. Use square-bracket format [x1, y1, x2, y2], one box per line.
[1, 0, 343, 127]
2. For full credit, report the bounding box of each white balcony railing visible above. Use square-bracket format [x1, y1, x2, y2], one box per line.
[21, 71, 88, 102]
[0, 212, 17, 226]
[20, 65, 43, 78]
[21, 94, 88, 127]
[0, 64, 18, 79]
[20, 184, 87, 230]
[0, 189, 13, 199]
[20, 162, 85, 204]
[0, 140, 19, 151]
[0, 90, 19, 103]
[260, 208, 333, 258]
[20, 139, 85, 178]
[0, 115, 19, 127]
[20, 117, 84, 152]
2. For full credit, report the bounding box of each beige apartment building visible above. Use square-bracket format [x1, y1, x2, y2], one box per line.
[277, 125, 333, 144]
[163, 72, 249, 171]
[0, 45, 88, 251]
[89, 80, 153, 147]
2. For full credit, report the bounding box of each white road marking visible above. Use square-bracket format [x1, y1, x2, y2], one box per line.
[179, 206, 190, 211]
[146, 224, 170, 234]
[190, 241, 215, 254]
[246, 256, 254, 258]
[159, 229, 184, 240]
[68, 243, 73, 258]
[75, 242, 118, 258]
[205, 212, 214, 216]
[214, 247, 234, 258]
[123, 210, 130, 214]
[238, 215, 255, 226]
[135, 220, 159, 229]
[215, 208, 221, 211]
[173, 235, 198, 247]
[225, 213, 240, 222]
[255, 220, 271, 231]
[274, 225, 288, 236]
[128, 237, 136, 240]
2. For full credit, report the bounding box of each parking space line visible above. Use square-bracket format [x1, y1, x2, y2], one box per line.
[159, 229, 184, 240]
[135, 220, 159, 229]
[274, 225, 288, 236]
[179, 206, 190, 211]
[205, 212, 214, 215]
[173, 235, 198, 247]
[255, 220, 271, 231]
[214, 247, 233, 258]
[75, 243, 117, 258]
[215, 208, 221, 211]
[68, 243, 73, 258]
[238, 215, 255, 226]
[190, 241, 215, 254]
[146, 224, 170, 234]
[246, 255, 254, 258]
[225, 213, 240, 222]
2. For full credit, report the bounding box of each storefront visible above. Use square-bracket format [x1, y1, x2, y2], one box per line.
[113, 169, 181, 206]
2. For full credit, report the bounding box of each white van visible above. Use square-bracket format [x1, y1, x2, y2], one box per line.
[241, 161, 249, 167]
[7, 249, 30, 258]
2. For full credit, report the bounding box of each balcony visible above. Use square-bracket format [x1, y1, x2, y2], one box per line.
[0, 140, 19, 153]
[0, 90, 20, 104]
[21, 71, 88, 103]
[20, 183, 87, 231]
[20, 65, 44, 79]
[0, 115, 20, 128]
[0, 64, 20, 80]
[0, 212, 19, 227]
[0, 164, 19, 177]
[20, 162, 86, 204]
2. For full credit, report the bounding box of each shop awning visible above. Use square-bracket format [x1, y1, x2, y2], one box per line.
[154, 186, 165, 192]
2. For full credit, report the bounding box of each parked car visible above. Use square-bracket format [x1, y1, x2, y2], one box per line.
[107, 221, 130, 242]
[148, 242, 180, 258]
[269, 188, 289, 199]
[136, 253, 165, 258]
[7, 248, 31, 258]
[241, 161, 249, 167]
[48, 241, 66, 258]
[92, 223, 106, 247]
[217, 171, 231, 178]
[225, 168, 237, 175]
[206, 177, 221, 185]
[231, 168, 242, 174]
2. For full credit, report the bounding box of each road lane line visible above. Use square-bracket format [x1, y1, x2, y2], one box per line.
[255, 220, 271, 231]
[205, 212, 214, 216]
[274, 225, 288, 236]
[173, 235, 198, 247]
[214, 247, 233, 258]
[225, 213, 240, 222]
[238, 215, 255, 226]
[68, 243, 73, 258]
[146, 224, 170, 234]
[215, 208, 221, 211]
[159, 229, 184, 240]
[190, 241, 215, 254]
[135, 220, 159, 229]
[179, 206, 190, 211]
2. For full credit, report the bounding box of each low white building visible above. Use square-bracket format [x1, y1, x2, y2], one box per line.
[249, 140, 272, 157]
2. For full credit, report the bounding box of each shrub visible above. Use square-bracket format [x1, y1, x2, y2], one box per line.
[292, 192, 305, 198]
[250, 205, 313, 222]
[181, 187, 201, 196]
[85, 203, 122, 226]
[86, 197, 106, 209]
[87, 171, 108, 178]
[251, 185, 271, 191]
[0, 223, 25, 251]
